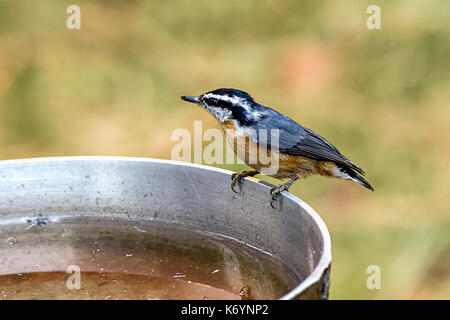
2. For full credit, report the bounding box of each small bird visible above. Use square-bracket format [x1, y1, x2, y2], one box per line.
[181, 88, 373, 208]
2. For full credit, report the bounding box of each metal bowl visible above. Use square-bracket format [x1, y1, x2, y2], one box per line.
[0, 157, 331, 299]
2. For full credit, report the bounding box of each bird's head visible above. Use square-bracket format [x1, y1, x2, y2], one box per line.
[181, 88, 265, 126]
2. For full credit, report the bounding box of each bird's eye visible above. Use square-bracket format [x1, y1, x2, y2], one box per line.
[204, 97, 219, 106]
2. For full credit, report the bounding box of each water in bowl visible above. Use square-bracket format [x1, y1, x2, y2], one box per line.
[0, 217, 298, 300]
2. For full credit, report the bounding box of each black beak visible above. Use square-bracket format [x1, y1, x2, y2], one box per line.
[181, 96, 201, 104]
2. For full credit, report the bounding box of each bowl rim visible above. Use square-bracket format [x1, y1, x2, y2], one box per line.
[0, 156, 332, 299]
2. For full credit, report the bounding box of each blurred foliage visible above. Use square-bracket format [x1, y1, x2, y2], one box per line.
[0, 0, 449, 299]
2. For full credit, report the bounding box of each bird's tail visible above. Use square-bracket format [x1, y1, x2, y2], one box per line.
[335, 164, 374, 191]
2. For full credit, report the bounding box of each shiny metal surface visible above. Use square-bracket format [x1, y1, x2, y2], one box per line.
[0, 157, 331, 299]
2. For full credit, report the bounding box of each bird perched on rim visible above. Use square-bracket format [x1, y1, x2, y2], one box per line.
[181, 88, 373, 208]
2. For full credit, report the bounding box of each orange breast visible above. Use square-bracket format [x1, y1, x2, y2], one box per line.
[219, 121, 337, 179]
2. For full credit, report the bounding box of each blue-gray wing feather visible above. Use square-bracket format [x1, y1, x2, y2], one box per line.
[252, 107, 365, 175]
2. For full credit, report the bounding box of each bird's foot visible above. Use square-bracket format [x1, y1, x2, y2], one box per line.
[269, 176, 299, 209]
[231, 170, 259, 193]
[269, 184, 289, 208]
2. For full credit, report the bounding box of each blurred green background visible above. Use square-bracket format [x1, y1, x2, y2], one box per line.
[0, 0, 449, 299]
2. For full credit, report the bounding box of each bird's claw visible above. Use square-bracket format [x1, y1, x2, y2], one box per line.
[269, 186, 281, 209]
[269, 184, 289, 209]
[269, 198, 277, 209]
[230, 170, 259, 194]
[269, 176, 299, 209]
[231, 173, 241, 193]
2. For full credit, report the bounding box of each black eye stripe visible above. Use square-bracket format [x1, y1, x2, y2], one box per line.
[200, 94, 257, 126]
[203, 97, 233, 109]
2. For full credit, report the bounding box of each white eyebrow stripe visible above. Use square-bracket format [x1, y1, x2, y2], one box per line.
[202, 93, 242, 106]
[201, 92, 268, 123]
[202, 93, 256, 115]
